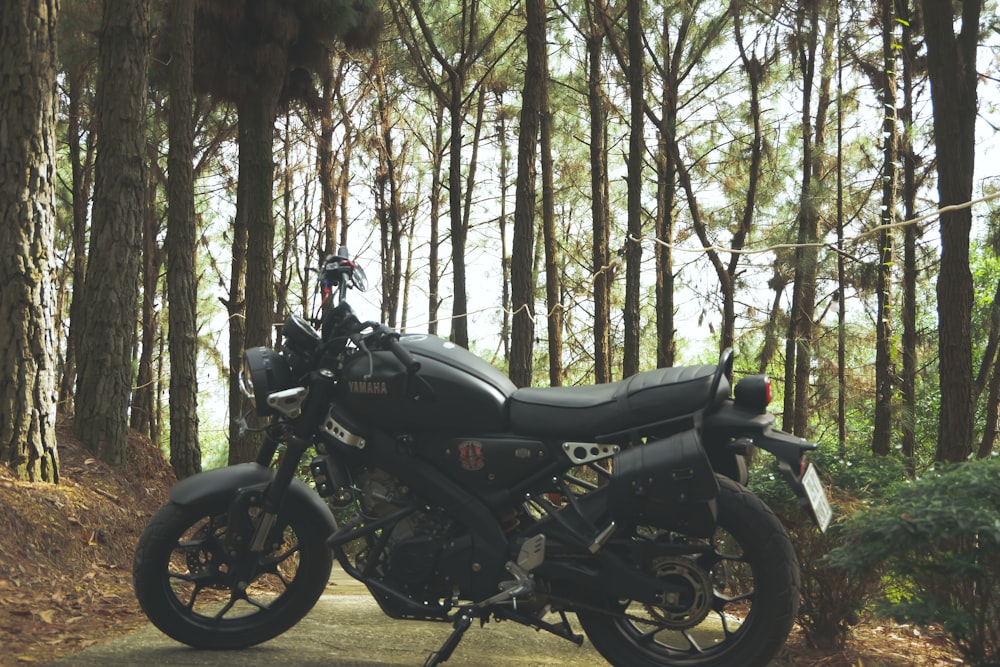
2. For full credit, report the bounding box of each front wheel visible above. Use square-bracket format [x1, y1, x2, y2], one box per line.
[133, 497, 333, 649]
[577, 476, 800, 667]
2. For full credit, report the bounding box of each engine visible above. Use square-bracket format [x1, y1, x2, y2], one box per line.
[357, 469, 466, 600]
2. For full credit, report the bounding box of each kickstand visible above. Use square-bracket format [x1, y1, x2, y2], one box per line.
[423, 608, 474, 667]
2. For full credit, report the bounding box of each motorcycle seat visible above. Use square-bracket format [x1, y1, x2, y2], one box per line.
[508, 364, 728, 440]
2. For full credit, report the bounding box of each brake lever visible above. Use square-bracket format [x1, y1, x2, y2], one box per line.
[349, 330, 376, 380]
[349, 323, 435, 401]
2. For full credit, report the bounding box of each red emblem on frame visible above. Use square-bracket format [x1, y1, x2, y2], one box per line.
[458, 441, 486, 471]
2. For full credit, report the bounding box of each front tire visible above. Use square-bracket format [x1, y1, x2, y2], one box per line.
[577, 476, 800, 667]
[133, 497, 332, 649]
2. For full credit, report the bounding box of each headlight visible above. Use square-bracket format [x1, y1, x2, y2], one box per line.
[243, 347, 293, 416]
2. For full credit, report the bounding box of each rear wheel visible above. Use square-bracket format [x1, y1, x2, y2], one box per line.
[577, 476, 800, 667]
[133, 497, 332, 649]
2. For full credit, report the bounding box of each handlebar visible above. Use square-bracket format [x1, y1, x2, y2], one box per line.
[358, 323, 431, 401]
[385, 334, 421, 374]
[351, 322, 419, 373]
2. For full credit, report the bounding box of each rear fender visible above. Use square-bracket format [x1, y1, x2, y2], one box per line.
[169, 463, 337, 536]
[703, 403, 818, 510]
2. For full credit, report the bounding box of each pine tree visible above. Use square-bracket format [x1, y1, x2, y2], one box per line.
[0, 0, 61, 482]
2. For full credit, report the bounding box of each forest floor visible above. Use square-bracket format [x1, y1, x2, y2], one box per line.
[0, 419, 966, 667]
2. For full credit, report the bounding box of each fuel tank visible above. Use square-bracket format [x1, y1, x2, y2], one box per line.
[334, 334, 517, 433]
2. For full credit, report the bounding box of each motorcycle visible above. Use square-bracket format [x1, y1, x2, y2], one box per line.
[133, 249, 831, 667]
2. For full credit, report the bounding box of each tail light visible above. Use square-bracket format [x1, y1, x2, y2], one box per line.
[734, 375, 772, 412]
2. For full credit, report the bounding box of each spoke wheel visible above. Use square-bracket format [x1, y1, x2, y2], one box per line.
[577, 476, 800, 667]
[133, 498, 332, 649]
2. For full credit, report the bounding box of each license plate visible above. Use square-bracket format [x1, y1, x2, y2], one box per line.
[802, 464, 832, 533]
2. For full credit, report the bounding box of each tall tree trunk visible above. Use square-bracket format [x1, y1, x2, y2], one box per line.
[229, 81, 281, 465]
[622, 0, 644, 378]
[131, 144, 161, 440]
[783, 2, 833, 437]
[922, 0, 981, 463]
[276, 118, 293, 329]
[74, 0, 150, 466]
[166, 0, 200, 479]
[448, 80, 469, 348]
[374, 55, 403, 327]
[318, 57, 339, 253]
[899, 0, 919, 472]
[0, 0, 61, 482]
[226, 193, 248, 460]
[872, 0, 899, 456]
[654, 144, 676, 369]
[727, 14, 764, 354]
[539, 10, 561, 387]
[497, 93, 512, 361]
[510, 0, 545, 387]
[654, 8, 677, 371]
[59, 68, 96, 411]
[401, 221, 415, 332]
[835, 4, 848, 457]
[588, 19, 612, 384]
[329, 73, 355, 254]
[428, 97, 445, 337]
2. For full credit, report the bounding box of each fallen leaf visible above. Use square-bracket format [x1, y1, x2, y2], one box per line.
[38, 609, 57, 624]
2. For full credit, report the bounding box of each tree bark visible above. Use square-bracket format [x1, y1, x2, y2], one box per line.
[0, 0, 61, 482]
[166, 0, 201, 479]
[496, 92, 512, 361]
[318, 57, 339, 254]
[783, 2, 834, 437]
[59, 67, 96, 411]
[539, 10, 562, 387]
[587, 14, 612, 384]
[131, 138, 162, 440]
[622, 0, 644, 378]
[653, 10, 676, 371]
[510, 0, 545, 388]
[899, 1, 920, 472]
[229, 79, 281, 464]
[447, 78, 470, 348]
[74, 0, 150, 466]
[922, 0, 981, 463]
[428, 98, 445, 337]
[872, 0, 898, 456]
[374, 55, 404, 328]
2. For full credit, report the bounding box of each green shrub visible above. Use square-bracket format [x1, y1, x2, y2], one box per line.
[751, 452, 902, 649]
[825, 458, 1000, 666]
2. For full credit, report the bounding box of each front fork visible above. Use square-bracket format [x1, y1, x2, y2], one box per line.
[222, 432, 312, 557]
[238, 369, 337, 553]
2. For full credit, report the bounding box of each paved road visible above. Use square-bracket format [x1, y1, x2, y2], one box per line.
[46, 568, 605, 667]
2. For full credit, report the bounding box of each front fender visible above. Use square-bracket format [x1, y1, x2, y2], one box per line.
[169, 463, 337, 536]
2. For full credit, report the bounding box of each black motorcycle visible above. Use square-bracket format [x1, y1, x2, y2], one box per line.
[133, 249, 830, 667]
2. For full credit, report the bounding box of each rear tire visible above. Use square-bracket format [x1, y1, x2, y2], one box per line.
[577, 476, 800, 667]
[133, 498, 332, 649]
